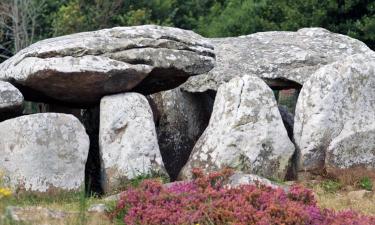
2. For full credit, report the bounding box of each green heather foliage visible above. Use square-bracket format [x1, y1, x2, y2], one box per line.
[321, 180, 342, 193]
[110, 169, 375, 225]
[359, 176, 373, 191]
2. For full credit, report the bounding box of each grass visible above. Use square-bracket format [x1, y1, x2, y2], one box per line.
[313, 184, 375, 216]
[1, 171, 374, 224]
[114, 170, 170, 193]
[0, 171, 168, 225]
[320, 179, 342, 193]
[0, 189, 116, 225]
[299, 176, 375, 216]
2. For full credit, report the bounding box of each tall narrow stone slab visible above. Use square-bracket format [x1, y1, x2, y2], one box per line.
[99, 93, 166, 193]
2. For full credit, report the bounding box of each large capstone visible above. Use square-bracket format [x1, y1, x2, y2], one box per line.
[0, 113, 89, 193]
[0, 25, 214, 106]
[149, 87, 213, 180]
[99, 92, 167, 193]
[182, 28, 372, 92]
[0, 81, 23, 120]
[294, 53, 375, 173]
[179, 75, 295, 180]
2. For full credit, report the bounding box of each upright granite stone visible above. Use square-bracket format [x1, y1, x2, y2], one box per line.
[0, 81, 23, 120]
[294, 53, 375, 173]
[182, 28, 372, 92]
[179, 75, 295, 180]
[0, 25, 215, 105]
[149, 87, 213, 180]
[99, 93, 166, 193]
[0, 113, 89, 193]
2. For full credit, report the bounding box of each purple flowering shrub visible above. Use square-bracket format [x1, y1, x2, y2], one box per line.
[111, 168, 375, 225]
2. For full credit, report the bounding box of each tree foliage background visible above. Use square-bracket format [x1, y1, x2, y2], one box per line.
[0, 0, 374, 62]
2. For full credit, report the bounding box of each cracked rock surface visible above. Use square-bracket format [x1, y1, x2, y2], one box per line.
[179, 75, 295, 180]
[0, 25, 214, 105]
[149, 87, 213, 180]
[0, 81, 23, 120]
[294, 53, 375, 172]
[99, 92, 166, 193]
[0, 113, 89, 193]
[182, 28, 372, 92]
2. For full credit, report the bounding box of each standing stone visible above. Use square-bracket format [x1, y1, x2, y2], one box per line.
[149, 88, 213, 180]
[0, 25, 214, 105]
[179, 75, 295, 180]
[182, 28, 372, 92]
[0, 81, 23, 120]
[0, 113, 89, 193]
[99, 93, 166, 193]
[294, 53, 375, 173]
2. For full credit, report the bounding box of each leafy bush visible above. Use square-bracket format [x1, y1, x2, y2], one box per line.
[359, 177, 373, 191]
[111, 169, 375, 225]
[320, 180, 342, 193]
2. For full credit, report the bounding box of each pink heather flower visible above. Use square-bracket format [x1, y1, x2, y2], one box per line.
[110, 169, 375, 225]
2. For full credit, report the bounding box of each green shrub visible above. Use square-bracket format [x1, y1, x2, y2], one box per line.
[359, 177, 373, 191]
[321, 180, 342, 193]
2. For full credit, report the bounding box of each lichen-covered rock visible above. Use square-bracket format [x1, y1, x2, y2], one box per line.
[0, 113, 89, 193]
[0, 25, 214, 105]
[0, 81, 23, 120]
[99, 93, 166, 193]
[149, 88, 213, 180]
[179, 75, 295, 180]
[182, 28, 372, 92]
[227, 172, 282, 189]
[294, 53, 375, 172]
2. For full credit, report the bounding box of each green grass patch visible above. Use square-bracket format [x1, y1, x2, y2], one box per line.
[320, 180, 342, 193]
[359, 177, 373, 191]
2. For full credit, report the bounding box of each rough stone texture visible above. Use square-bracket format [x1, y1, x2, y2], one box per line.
[149, 87, 213, 180]
[227, 172, 281, 189]
[0, 113, 89, 193]
[182, 28, 372, 92]
[0, 81, 23, 120]
[0, 25, 214, 105]
[5, 206, 69, 223]
[179, 75, 295, 180]
[103, 193, 121, 202]
[99, 92, 166, 193]
[4, 206, 111, 225]
[294, 53, 375, 173]
[87, 204, 108, 213]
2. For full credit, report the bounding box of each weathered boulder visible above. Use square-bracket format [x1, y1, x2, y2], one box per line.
[294, 53, 375, 173]
[0, 113, 89, 193]
[149, 88, 213, 180]
[182, 28, 372, 92]
[0, 25, 215, 105]
[226, 172, 281, 189]
[0, 81, 23, 120]
[99, 93, 166, 193]
[179, 75, 295, 180]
